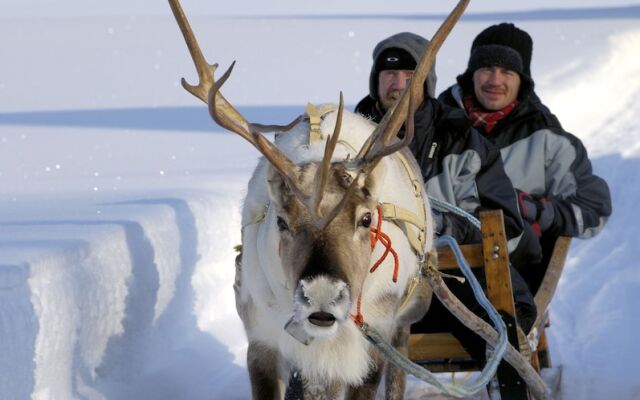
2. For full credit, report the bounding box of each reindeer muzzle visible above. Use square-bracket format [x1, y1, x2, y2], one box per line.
[308, 311, 337, 327]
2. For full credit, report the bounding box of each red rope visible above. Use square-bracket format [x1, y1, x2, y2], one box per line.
[350, 290, 364, 327]
[351, 205, 401, 327]
[369, 205, 400, 282]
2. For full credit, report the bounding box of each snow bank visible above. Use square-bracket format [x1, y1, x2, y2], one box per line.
[543, 29, 640, 158]
[0, 190, 252, 399]
[0, 121, 257, 400]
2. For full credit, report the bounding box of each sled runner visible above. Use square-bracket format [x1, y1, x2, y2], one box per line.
[409, 210, 570, 399]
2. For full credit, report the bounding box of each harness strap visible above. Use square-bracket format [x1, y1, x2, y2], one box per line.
[380, 203, 425, 257]
[305, 103, 335, 144]
[381, 151, 427, 258]
[378, 152, 429, 312]
[397, 251, 437, 310]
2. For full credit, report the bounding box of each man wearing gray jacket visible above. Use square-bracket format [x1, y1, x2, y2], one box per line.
[439, 23, 612, 290]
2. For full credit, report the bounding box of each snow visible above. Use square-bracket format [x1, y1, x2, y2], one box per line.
[1, 2, 639, 399]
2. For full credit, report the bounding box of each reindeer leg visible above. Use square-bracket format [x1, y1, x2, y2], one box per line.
[235, 252, 283, 399]
[247, 341, 283, 400]
[346, 349, 385, 400]
[383, 279, 432, 399]
[233, 249, 250, 322]
[303, 379, 345, 400]
[384, 325, 410, 400]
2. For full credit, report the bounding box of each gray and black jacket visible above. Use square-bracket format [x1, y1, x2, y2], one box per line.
[439, 79, 612, 241]
[355, 95, 543, 270]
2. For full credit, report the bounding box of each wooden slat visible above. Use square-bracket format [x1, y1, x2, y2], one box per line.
[533, 236, 572, 320]
[418, 361, 479, 373]
[435, 244, 484, 270]
[480, 210, 517, 318]
[480, 211, 531, 399]
[408, 333, 471, 360]
[536, 329, 552, 369]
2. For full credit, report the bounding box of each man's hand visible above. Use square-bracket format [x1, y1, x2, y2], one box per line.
[517, 191, 555, 236]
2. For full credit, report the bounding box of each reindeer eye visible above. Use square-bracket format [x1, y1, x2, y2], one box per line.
[359, 212, 372, 228]
[276, 216, 289, 232]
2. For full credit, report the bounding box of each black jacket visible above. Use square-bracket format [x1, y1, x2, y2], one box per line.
[355, 95, 543, 270]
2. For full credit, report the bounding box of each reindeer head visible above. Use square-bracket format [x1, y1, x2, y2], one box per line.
[267, 157, 384, 338]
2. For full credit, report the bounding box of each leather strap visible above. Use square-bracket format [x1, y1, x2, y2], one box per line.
[381, 151, 428, 257]
[305, 102, 336, 144]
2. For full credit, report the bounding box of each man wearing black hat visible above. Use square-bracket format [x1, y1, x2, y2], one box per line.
[439, 23, 612, 290]
[356, 32, 542, 388]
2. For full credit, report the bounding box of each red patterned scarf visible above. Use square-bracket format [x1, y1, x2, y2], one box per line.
[463, 95, 519, 133]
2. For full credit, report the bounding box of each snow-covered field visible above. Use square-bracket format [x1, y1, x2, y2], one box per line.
[1, 2, 639, 399]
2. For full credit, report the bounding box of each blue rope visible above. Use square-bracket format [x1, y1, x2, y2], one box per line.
[360, 198, 509, 397]
[429, 196, 480, 230]
[361, 235, 508, 397]
[435, 235, 508, 384]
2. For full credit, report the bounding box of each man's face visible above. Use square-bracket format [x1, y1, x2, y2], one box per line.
[377, 69, 420, 112]
[472, 66, 521, 111]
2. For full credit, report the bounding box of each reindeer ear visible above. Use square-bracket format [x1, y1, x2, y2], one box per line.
[333, 165, 357, 189]
[266, 165, 288, 207]
[333, 163, 385, 200]
[362, 163, 386, 199]
[266, 164, 300, 209]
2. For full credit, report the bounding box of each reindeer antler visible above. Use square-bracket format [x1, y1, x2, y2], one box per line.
[209, 66, 347, 227]
[311, 92, 344, 219]
[354, 0, 470, 171]
[170, 0, 349, 227]
[169, 1, 299, 184]
[168, 0, 249, 126]
[169, 0, 300, 134]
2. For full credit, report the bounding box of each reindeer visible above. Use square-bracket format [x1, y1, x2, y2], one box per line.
[169, 0, 468, 398]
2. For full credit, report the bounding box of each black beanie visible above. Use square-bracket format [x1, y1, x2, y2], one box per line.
[471, 23, 533, 76]
[368, 32, 437, 100]
[375, 48, 417, 73]
[468, 44, 524, 76]
[457, 23, 534, 97]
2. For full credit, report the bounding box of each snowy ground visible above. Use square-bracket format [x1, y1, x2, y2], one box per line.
[1, 3, 639, 399]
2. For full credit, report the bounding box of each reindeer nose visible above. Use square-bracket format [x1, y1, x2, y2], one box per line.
[308, 311, 336, 327]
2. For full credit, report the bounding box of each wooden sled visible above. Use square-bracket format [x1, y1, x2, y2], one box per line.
[409, 210, 571, 399]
